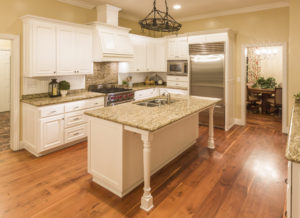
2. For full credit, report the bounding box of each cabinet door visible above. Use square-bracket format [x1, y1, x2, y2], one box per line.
[129, 38, 147, 72]
[40, 115, 64, 152]
[167, 40, 176, 59]
[147, 41, 155, 72]
[32, 21, 56, 76]
[76, 29, 93, 74]
[154, 40, 167, 72]
[56, 25, 76, 75]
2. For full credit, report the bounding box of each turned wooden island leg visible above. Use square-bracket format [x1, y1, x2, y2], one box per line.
[208, 105, 215, 149]
[140, 134, 154, 212]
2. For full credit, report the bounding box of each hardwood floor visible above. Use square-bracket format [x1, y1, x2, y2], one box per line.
[0, 119, 287, 218]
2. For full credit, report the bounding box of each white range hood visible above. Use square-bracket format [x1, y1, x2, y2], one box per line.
[91, 4, 134, 62]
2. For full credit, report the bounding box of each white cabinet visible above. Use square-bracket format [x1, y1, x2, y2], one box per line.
[134, 88, 159, 100]
[30, 21, 57, 76]
[22, 16, 93, 77]
[119, 35, 167, 73]
[22, 97, 105, 156]
[167, 37, 188, 60]
[40, 114, 64, 152]
[167, 76, 189, 89]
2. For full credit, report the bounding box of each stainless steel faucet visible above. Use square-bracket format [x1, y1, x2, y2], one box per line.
[162, 91, 171, 104]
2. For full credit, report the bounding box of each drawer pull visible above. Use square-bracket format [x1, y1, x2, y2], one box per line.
[285, 178, 288, 184]
[73, 106, 79, 109]
[94, 103, 99, 105]
[73, 132, 80, 136]
[73, 118, 80, 121]
[50, 111, 56, 113]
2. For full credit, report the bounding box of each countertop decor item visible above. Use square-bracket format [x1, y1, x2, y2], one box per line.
[59, 80, 70, 97]
[48, 79, 60, 98]
[139, 0, 181, 33]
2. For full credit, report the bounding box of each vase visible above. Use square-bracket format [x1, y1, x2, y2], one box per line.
[60, 90, 68, 97]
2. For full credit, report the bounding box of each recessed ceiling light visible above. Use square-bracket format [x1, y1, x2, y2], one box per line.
[173, 4, 181, 10]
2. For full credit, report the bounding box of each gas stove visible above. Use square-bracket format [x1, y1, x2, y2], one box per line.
[88, 84, 135, 106]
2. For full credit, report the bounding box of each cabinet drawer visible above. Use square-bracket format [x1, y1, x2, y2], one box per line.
[65, 111, 86, 128]
[64, 124, 87, 144]
[167, 76, 188, 82]
[39, 104, 64, 118]
[85, 97, 104, 109]
[167, 80, 188, 88]
[65, 100, 86, 112]
[134, 89, 156, 100]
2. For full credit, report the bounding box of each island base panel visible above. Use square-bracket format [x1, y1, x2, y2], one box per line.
[87, 113, 199, 198]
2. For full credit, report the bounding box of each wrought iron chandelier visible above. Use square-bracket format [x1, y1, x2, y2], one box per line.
[139, 0, 182, 33]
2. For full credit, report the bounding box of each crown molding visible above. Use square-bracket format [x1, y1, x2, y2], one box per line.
[56, 0, 95, 9]
[177, 1, 290, 22]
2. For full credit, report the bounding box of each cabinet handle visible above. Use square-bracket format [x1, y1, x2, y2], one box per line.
[284, 178, 288, 184]
[50, 111, 56, 113]
[73, 132, 80, 136]
[54, 71, 57, 74]
[94, 103, 99, 105]
[74, 106, 79, 109]
[73, 117, 80, 121]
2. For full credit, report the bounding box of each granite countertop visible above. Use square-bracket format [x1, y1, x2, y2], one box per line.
[21, 92, 106, 107]
[132, 84, 188, 91]
[286, 102, 300, 163]
[85, 95, 220, 132]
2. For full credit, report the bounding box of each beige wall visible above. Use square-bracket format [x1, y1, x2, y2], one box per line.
[289, 0, 300, 120]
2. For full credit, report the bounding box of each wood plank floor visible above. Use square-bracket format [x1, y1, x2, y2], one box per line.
[0, 116, 287, 218]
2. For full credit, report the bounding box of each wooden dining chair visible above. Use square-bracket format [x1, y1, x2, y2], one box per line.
[267, 87, 282, 116]
[246, 86, 261, 113]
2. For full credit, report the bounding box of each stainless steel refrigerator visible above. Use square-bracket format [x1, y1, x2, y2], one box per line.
[189, 42, 225, 129]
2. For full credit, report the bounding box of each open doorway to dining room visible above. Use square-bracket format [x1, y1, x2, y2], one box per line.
[0, 39, 11, 151]
[241, 43, 287, 133]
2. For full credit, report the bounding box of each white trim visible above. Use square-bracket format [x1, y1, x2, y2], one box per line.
[56, 0, 95, 9]
[241, 42, 288, 134]
[178, 1, 290, 22]
[0, 34, 20, 150]
[234, 118, 243, 126]
[109, 1, 289, 22]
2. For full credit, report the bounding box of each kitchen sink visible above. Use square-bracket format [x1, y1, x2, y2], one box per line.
[135, 98, 175, 107]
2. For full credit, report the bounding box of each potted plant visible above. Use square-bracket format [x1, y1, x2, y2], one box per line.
[295, 92, 300, 103]
[252, 77, 277, 89]
[59, 80, 70, 97]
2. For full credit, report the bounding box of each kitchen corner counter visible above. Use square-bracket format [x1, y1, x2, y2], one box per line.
[286, 102, 300, 163]
[21, 92, 106, 107]
[85, 95, 220, 132]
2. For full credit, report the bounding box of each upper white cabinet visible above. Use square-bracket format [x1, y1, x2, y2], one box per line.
[119, 35, 167, 73]
[30, 21, 57, 76]
[22, 16, 93, 77]
[167, 37, 188, 60]
[93, 24, 133, 62]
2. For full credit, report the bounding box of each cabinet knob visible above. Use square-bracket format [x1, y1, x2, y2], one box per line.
[284, 178, 288, 184]
[54, 71, 56, 74]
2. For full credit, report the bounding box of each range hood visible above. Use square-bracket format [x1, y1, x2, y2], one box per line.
[91, 4, 134, 62]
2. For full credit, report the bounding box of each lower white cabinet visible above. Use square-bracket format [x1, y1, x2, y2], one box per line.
[40, 114, 65, 152]
[286, 161, 300, 218]
[22, 97, 104, 156]
[134, 88, 187, 101]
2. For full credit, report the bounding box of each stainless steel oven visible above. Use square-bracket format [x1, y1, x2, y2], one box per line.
[167, 60, 188, 76]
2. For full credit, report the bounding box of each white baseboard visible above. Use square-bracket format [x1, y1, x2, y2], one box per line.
[234, 118, 244, 126]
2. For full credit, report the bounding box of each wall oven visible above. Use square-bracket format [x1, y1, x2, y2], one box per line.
[167, 60, 188, 76]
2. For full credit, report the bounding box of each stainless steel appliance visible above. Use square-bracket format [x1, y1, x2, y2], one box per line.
[88, 84, 134, 106]
[189, 42, 225, 129]
[167, 60, 188, 76]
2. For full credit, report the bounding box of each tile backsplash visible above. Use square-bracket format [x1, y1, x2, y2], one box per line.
[118, 72, 167, 85]
[85, 62, 118, 87]
[22, 75, 86, 95]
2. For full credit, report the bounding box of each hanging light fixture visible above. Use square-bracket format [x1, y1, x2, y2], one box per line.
[139, 0, 182, 33]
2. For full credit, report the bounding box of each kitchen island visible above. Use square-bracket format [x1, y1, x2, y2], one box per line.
[85, 95, 220, 211]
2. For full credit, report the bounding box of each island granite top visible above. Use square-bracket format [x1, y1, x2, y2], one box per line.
[21, 92, 106, 107]
[286, 102, 300, 163]
[85, 95, 220, 132]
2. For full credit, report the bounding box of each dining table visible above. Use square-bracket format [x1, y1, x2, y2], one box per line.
[248, 87, 275, 113]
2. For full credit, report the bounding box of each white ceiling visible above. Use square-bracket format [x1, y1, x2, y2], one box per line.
[62, 0, 289, 21]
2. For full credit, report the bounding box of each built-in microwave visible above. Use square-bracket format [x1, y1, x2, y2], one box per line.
[167, 60, 188, 76]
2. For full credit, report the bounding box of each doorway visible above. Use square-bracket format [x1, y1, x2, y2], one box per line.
[241, 43, 287, 133]
[0, 39, 11, 151]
